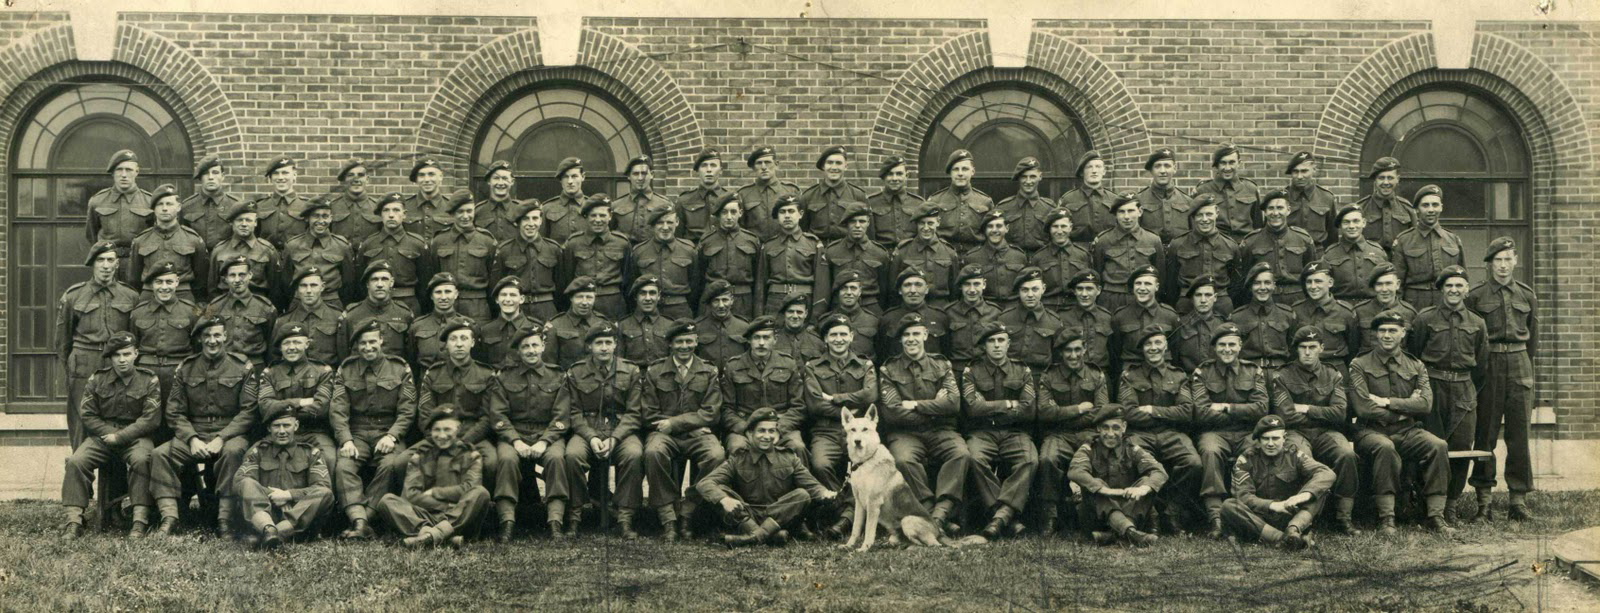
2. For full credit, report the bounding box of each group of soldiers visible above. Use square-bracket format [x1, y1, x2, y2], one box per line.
[58, 141, 1536, 550]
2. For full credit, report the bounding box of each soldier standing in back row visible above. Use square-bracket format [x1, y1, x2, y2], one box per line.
[615, 155, 676, 244]
[181, 156, 240, 249]
[1060, 150, 1115, 244]
[58, 242, 140, 450]
[1191, 144, 1260, 242]
[676, 148, 732, 240]
[87, 150, 154, 280]
[543, 157, 590, 243]
[475, 161, 522, 245]
[800, 146, 870, 243]
[926, 149, 991, 251]
[331, 158, 382, 241]
[1136, 148, 1194, 244]
[1467, 237, 1537, 521]
[254, 157, 311, 249]
[867, 156, 925, 249]
[998, 157, 1057, 253]
[1392, 185, 1465, 309]
[404, 158, 452, 239]
[1355, 157, 1413, 252]
[1282, 152, 1337, 246]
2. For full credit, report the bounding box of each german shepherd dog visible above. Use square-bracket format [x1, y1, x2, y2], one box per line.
[840, 406, 987, 552]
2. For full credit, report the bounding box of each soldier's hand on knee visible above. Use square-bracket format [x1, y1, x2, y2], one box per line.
[531, 441, 548, 458]
[1126, 486, 1151, 500]
[268, 488, 293, 506]
[720, 497, 743, 514]
[513, 440, 534, 458]
[189, 437, 209, 457]
[205, 438, 225, 456]
[102, 434, 120, 446]
[340, 442, 358, 459]
[820, 489, 838, 500]
[375, 436, 396, 454]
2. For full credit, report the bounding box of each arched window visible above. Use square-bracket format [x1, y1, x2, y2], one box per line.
[1362, 86, 1532, 282]
[920, 84, 1093, 202]
[471, 83, 648, 202]
[8, 82, 192, 404]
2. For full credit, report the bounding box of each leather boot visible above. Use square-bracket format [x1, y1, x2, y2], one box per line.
[497, 521, 516, 544]
[156, 517, 179, 537]
[1281, 526, 1307, 551]
[722, 518, 766, 548]
[1091, 530, 1118, 546]
[1124, 528, 1158, 547]
[761, 519, 788, 546]
[982, 505, 1014, 539]
[548, 521, 567, 540]
[1333, 497, 1360, 534]
[1508, 493, 1531, 521]
[403, 527, 437, 548]
[216, 499, 236, 536]
[616, 509, 639, 539]
[657, 505, 678, 543]
[259, 525, 283, 550]
[564, 509, 581, 538]
[341, 518, 374, 540]
[1375, 495, 1398, 536]
[1473, 488, 1493, 522]
[1259, 524, 1284, 546]
[64, 522, 85, 539]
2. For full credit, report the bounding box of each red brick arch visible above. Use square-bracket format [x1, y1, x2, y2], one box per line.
[865, 30, 993, 179]
[416, 28, 544, 181]
[1024, 30, 1152, 175]
[1311, 33, 1438, 179]
[574, 28, 703, 178]
[109, 23, 241, 160]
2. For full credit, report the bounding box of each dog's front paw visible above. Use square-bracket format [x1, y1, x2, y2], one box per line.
[838, 542, 855, 551]
[855, 544, 874, 553]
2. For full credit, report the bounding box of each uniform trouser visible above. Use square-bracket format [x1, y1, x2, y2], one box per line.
[335, 432, 409, 521]
[62, 437, 155, 509]
[612, 435, 648, 510]
[151, 435, 251, 502]
[373, 487, 491, 538]
[1425, 377, 1477, 499]
[239, 481, 333, 539]
[1196, 430, 1252, 500]
[716, 489, 812, 530]
[1037, 430, 1096, 508]
[524, 299, 558, 322]
[886, 430, 972, 509]
[644, 431, 725, 508]
[725, 432, 808, 458]
[1403, 287, 1438, 310]
[966, 429, 1038, 513]
[1081, 492, 1155, 530]
[1220, 495, 1326, 541]
[594, 292, 627, 321]
[494, 438, 573, 505]
[808, 429, 851, 521]
[1287, 429, 1358, 499]
[462, 438, 499, 489]
[1472, 350, 1534, 493]
[1354, 427, 1449, 501]
[454, 294, 489, 320]
[65, 349, 105, 450]
[563, 435, 603, 509]
[1129, 430, 1203, 513]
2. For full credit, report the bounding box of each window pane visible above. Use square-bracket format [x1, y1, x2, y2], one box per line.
[511, 121, 613, 177]
[923, 84, 1091, 187]
[969, 123, 1052, 173]
[54, 119, 150, 171]
[1400, 127, 1487, 174]
[476, 85, 647, 187]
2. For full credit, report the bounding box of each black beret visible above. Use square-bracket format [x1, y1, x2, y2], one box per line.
[515, 200, 542, 221]
[665, 320, 698, 342]
[831, 270, 863, 294]
[1333, 204, 1363, 228]
[1111, 193, 1140, 213]
[554, 157, 584, 180]
[624, 155, 654, 174]
[629, 275, 661, 298]
[1185, 274, 1218, 298]
[746, 407, 780, 432]
[264, 156, 296, 178]
[260, 405, 296, 426]
[1067, 270, 1100, 289]
[438, 320, 475, 342]
[1074, 150, 1103, 178]
[1143, 148, 1174, 172]
[1368, 156, 1401, 179]
[976, 321, 1010, 345]
[1244, 261, 1275, 285]
[445, 189, 475, 214]
[648, 205, 679, 226]
[896, 267, 928, 289]
[481, 160, 513, 183]
[1413, 184, 1443, 203]
[1369, 310, 1408, 330]
[564, 275, 597, 296]
[979, 209, 1006, 230]
[839, 205, 872, 226]
[1045, 208, 1073, 227]
[815, 145, 846, 170]
[193, 156, 224, 180]
[585, 323, 619, 344]
[1189, 193, 1220, 221]
[894, 313, 929, 338]
[274, 323, 311, 347]
[1484, 236, 1517, 262]
[426, 405, 462, 430]
[300, 198, 333, 219]
[224, 200, 258, 223]
[911, 205, 941, 223]
[710, 192, 741, 217]
[1053, 328, 1085, 352]
[105, 149, 139, 174]
[1012, 267, 1045, 294]
[492, 276, 524, 298]
[701, 279, 733, 304]
[84, 241, 119, 266]
[1300, 261, 1333, 285]
[338, 158, 368, 182]
[1011, 156, 1041, 181]
[151, 184, 180, 205]
[1093, 410, 1128, 427]
[818, 314, 853, 336]
[1134, 325, 1169, 349]
[1293, 326, 1323, 346]
[1367, 263, 1400, 289]
[1127, 265, 1159, 290]
[1211, 322, 1244, 346]
[1284, 151, 1314, 175]
[1260, 189, 1290, 207]
[350, 319, 385, 343]
[360, 260, 393, 285]
[1211, 144, 1239, 167]
[191, 315, 227, 340]
[944, 149, 974, 173]
[770, 194, 801, 220]
[1252, 414, 1287, 439]
[103, 332, 137, 358]
[878, 156, 908, 179]
[580, 194, 612, 217]
[743, 316, 778, 340]
[1434, 265, 1469, 289]
[778, 293, 811, 315]
[514, 325, 549, 351]
[409, 158, 440, 182]
[373, 192, 405, 216]
[217, 255, 253, 277]
[428, 272, 459, 293]
[143, 262, 181, 284]
[956, 264, 986, 287]
[694, 147, 722, 170]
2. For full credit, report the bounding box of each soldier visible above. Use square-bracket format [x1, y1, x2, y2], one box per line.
[1119, 325, 1202, 534]
[879, 313, 971, 532]
[374, 407, 492, 548]
[273, 269, 345, 365]
[1068, 412, 1166, 546]
[1322, 205, 1391, 302]
[1165, 194, 1239, 315]
[203, 256, 276, 365]
[867, 156, 925, 248]
[1110, 266, 1181, 373]
[1060, 150, 1115, 244]
[798, 146, 869, 242]
[1355, 157, 1414, 250]
[926, 149, 992, 250]
[281, 198, 355, 308]
[1282, 152, 1337, 246]
[1221, 415, 1335, 550]
[1031, 209, 1092, 311]
[995, 157, 1056, 253]
[339, 261, 413, 366]
[1351, 311, 1454, 534]
[329, 320, 417, 539]
[1060, 271, 1115, 375]
[878, 268, 950, 361]
[1188, 322, 1271, 538]
[488, 204, 563, 323]
[129, 184, 210, 303]
[944, 265, 1003, 373]
[962, 210, 1029, 305]
[562, 194, 633, 319]
[478, 277, 542, 367]
[696, 193, 761, 318]
[417, 321, 509, 491]
[615, 155, 676, 244]
[1240, 190, 1319, 303]
[773, 295, 825, 363]
[475, 160, 522, 244]
[254, 157, 312, 249]
[694, 280, 748, 368]
[87, 150, 154, 278]
[233, 408, 335, 549]
[555, 324, 643, 535]
[1136, 148, 1193, 244]
[630, 321, 726, 541]
[962, 322, 1038, 538]
[129, 264, 202, 400]
[430, 189, 499, 319]
[403, 157, 452, 239]
[1036, 331, 1116, 535]
[819, 272, 880, 359]
[1410, 265, 1489, 522]
[354, 193, 428, 313]
[790, 314, 878, 537]
[632, 206, 698, 320]
[619, 276, 672, 365]
[1173, 276, 1227, 373]
[545, 277, 610, 370]
[719, 317, 806, 458]
[1466, 237, 1536, 520]
[696, 408, 836, 547]
[1290, 263, 1362, 366]
[996, 268, 1065, 372]
[757, 195, 825, 317]
[150, 317, 257, 535]
[330, 158, 382, 241]
[675, 147, 732, 240]
[1231, 263, 1296, 369]
[408, 273, 476, 371]
[182, 156, 241, 249]
[61, 333, 159, 538]
[1354, 264, 1419, 354]
[890, 206, 960, 309]
[1093, 195, 1165, 313]
[491, 329, 577, 541]
[823, 206, 891, 313]
[58, 242, 141, 450]
[1191, 144, 1261, 242]
[1273, 327, 1361, 533]
[1392, 185, 1465, 309]
[210, 201, 280, 301]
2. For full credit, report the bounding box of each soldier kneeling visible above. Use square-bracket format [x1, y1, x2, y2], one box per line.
[696, 408, 836, 547]
[374, 406, 491, 549]
[1221, 415, 1335, 551]
[235, 407, 335, 549]
[1067, 412, 1165, 547]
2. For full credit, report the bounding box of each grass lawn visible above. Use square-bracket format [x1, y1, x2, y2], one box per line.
[1, 491, 1598, 612]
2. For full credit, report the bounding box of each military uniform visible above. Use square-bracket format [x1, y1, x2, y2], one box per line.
[555, 354, 643, 511]
[943, 298, 1001, 369]
[1036, 362, 1115, 524]
[1188, 358, 1270, 520]
[339, 297, 412, 362]
[330, 353, 416, 523]
[824, 237, 891, 312]
[1190, 177, 1261, 242]
[1271, 360, 1359, 515]
[628, 355, 724, 523]
[996, 305, 1064, 371]
[1354, 298, 1417, 356]
[926, 185, 992, 250]
[1354, 192, 1414, 251]
[674, 184, 730, 240]
[962, 241, 1029, 304]
[473, 197, 522, 245]
[820, 304, 879, 359]
[1111, 301, 1181, 369]
[182, 189, 242, 249]
[774, 326, 825, 363]
[1061, 302, 1114, 374]
[492, 231, 563, 321]
[357, 227, 429, 312]
[633, 234, 699, 320]
[129, 298, 201, 398]
[1119, 359, 1202, 521]
[695, 444, 829, 538]
[373, 437, 491, 543]
[407, 309, 476, 371]
[1068, 434, 1168, 538]
[330, 192, 382, 243]
[720, 351, 806, 456]
[1166, 229, 1239, 314]
[878, 304, 948, 361]
[563, 227, 634, 320]
[615, 189, 677, 244]
[758, 230, 825, 317]
[87, 186, 154, 269]
[283, 232, 354, 307]
[273, 300, 344, 364]
[1136, 184, 1194, 244]
[1410, 302, 1489, 501]
[151, 351, 258, 527]
[879, 351, 970, 518]
[1231, 300, 1295, 368]
[492, 360, 576, 527]
[1059, 184, 1116, 244]
[403, 191, 452, 239]
[203, 291, 276, 364]
[432, 225, 499, 319]
[478, 313, 542, 367]
[697, 225, 762, 318]
[544, 310, 609, 370]
[1239, 226, 1318, 300]
[210, 235, 280, 300]
[1284, 184, 1337, 245]
[1221, 441, 1334, 543]
[1292, 297, 1361, 364]
[235, 438, 335, 540]
[890, 236, 959, 308]
[130, 223, 210, 302]
[1030, 241, 1092, 310]
[799, 180, 869, 243]
[1350, 346, 1450, 526]
[1466, 270, 1537, 497]
[419, 357, 510, 485]
[619, 309, 671, 365]
[1392, 223, 1465, 309]
[962, 352, 1038, 523]
[867, 187, 925, 248]
[1093, 226, 1165, 313]
[255, 192, 312, 249]
[62, 363, 162, 522]
[1173, 309, 1226, 373]
[996, 192, 1057, 253]
[791, 351, 878, 523]
[1322, 236, 1390, 302]
[57, 275, 140, 449]
[255, 358, 341, 462]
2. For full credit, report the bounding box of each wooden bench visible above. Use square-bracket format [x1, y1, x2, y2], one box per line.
[1447, 450, 1494, 462]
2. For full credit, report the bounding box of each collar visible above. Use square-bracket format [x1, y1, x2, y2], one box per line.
[1490, 277, 1516, 292]
[1080, 184, 1103, 199]
[672, 355, 696, 371]
[1416, 222, 1441, 237]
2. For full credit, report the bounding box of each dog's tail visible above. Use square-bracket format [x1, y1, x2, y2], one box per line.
[938, 534, 989, 548]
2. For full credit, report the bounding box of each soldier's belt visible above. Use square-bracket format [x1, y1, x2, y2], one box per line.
[455, 289, 487, 299]
[137, 354, 187, 366]
[767, 283, 811, 293]
[525, 292, 555, 303]
[1489, 342, 1527, 353]
[391, 287, 416, 297]
[190, 415, 232, 423]
[1255, 357, 1289, 368]
[1427, 368, 1474, 383]
[1100, 286, 1130, 294]
[71, 342, 106, 353]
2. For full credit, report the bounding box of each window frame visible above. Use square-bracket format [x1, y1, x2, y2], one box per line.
[918, 82, 1093, 203]
[469, 81, 649, 203]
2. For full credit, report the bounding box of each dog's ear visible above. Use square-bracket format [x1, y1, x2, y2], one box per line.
[866, 404, 879, 424]
[840, 407, 853, 427]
